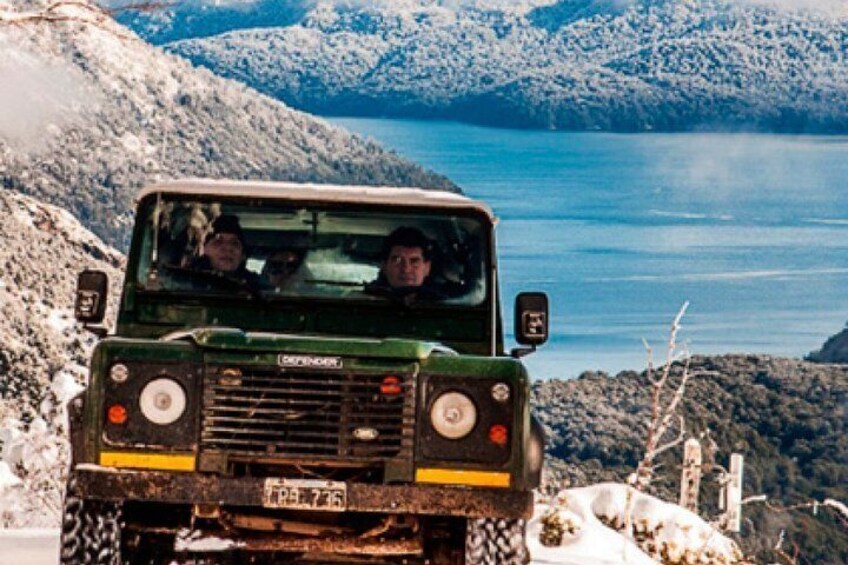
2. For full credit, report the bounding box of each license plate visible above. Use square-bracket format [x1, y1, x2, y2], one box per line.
[262, 478, 347, 511]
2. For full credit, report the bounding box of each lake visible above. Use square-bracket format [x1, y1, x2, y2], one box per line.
[331, 118, 848, 380]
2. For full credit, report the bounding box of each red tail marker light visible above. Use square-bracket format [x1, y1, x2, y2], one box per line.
[488, 424, 509, 446]
[107, 404, 128, 425]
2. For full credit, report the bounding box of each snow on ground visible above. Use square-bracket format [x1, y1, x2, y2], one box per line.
[531, 484, 745, 564]
[0, 483, 746, 563]
[0, 528, 59, 565]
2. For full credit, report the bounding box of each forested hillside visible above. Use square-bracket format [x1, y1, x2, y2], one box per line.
[533, 355, 848, 563]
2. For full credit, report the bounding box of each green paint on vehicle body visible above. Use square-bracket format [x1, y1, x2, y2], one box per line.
[71, 181, 546, 546]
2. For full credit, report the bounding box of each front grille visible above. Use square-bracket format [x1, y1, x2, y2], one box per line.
[200, 366, 414, 462]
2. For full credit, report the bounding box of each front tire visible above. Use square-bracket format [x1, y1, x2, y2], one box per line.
[60, 480, 123, 564]
[464, 518, 529, 565]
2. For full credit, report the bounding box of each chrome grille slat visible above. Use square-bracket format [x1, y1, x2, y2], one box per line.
[201, 365, 414, 463]
[205, 402, 401, 418]
[211, 386, 359, 397]
[203, 419, 404, 430]
[206, 415, 406, 425]
[215, 377, 411, 388]
[202, 426, 406, 441]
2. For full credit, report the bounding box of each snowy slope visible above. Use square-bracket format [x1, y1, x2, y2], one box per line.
[0, 190, 123, 413]
[166, 0, 848, 132]
[0, 0, 455, 250]
[0, 190, 123, 527]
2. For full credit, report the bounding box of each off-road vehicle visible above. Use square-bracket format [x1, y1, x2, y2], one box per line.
[63, 179, 547, 564]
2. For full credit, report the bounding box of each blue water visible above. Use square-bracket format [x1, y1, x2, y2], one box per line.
[332, 118, 848, 379]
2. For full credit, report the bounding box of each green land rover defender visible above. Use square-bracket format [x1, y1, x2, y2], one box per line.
[62, 179, 547, 564]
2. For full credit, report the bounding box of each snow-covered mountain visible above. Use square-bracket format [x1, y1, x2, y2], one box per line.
[0, 190, 123, 421]
[165, 0, 848, 132]
[0, 0, 455, 250]
[0, 190, 125, 527]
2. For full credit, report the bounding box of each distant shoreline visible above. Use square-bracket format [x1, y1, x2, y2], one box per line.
[324, 113, 848, 136]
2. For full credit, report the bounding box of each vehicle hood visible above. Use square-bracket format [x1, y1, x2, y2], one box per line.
[160, 327, 455, 361]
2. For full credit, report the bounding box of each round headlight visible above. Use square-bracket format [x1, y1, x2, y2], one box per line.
[139, 378, 186, 425]
[430, 392, 477, 440]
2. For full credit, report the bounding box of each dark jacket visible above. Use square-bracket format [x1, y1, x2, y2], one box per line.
[363, 273, 447, 303]
[189, 256, 261, 288]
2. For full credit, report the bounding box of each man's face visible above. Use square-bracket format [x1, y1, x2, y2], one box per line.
[384, 245, 431, 288]
[204, 233, 244, 272]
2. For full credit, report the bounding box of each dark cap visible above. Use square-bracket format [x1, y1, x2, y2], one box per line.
[205, 214, 245, 244]
[382, 227, 433, 260]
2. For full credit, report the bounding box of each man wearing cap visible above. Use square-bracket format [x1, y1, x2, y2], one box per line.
[192, 214, 260, 286]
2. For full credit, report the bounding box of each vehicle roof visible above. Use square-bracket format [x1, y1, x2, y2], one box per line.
[137, 179, 495, 221]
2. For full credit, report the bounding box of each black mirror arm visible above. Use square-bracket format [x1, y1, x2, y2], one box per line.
[82, 323, 108, 339]
[510, 345, 536, 358]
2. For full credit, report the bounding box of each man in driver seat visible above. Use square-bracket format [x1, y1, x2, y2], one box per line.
[365, 227, 444, 302]
[192, 214, 260, 286]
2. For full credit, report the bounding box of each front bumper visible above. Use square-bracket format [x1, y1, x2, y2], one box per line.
[71, 466, 533, 519]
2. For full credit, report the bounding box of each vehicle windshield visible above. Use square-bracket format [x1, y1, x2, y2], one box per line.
[134, 197, 489, 306]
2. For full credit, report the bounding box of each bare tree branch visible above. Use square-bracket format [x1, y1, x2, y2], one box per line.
[652, 414, 686, 458]
[745, 496, 848, 530]
[104, 2, 175, 15]
[633, 301, 694, 490]
[0, 1, 133, 40]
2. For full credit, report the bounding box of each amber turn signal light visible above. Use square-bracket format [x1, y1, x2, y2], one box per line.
[107, 404, 128, 425]
[488, 424, 508, 446]
[380, 376, 402, 395]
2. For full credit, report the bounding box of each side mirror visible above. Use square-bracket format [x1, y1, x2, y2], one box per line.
[512, 292, 549, 357]
[75, 270, 108, 326]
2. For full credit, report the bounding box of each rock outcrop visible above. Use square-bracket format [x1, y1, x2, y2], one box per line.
[808, 326, 848, 364]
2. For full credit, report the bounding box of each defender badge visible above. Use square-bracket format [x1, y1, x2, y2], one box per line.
[278, 354, 343, 370]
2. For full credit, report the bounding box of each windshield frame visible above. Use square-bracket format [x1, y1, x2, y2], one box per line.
[124, 192, 496, 311]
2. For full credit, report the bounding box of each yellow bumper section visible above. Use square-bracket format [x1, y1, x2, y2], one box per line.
[415, 468, 510, 488]
[99, 451, 196, 472]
